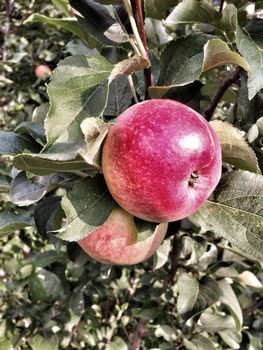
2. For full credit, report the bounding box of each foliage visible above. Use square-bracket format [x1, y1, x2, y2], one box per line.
[0, 0, 263, 349]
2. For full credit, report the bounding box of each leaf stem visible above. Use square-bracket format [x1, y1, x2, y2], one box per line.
[131, 0, 152, 96]
[123, 0, 147, 58]
[204, 66, 242, 121]
[128, 75, 139, 103]
[219, 0, 225, 13]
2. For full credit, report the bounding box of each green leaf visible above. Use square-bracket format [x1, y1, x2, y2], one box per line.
[28, 334, 58, 350]
[44, 55, 112, 158]
[32, 103, 49, 123]
[157, 34, 211, 87]
[34, 196, 64, 237]
[144, 0, 176, 20]
[236, 26, 263, 100]
[183, 334, 217, 350]
[220, 4, 237, 42]
[15, 121, 46, 146]
[14, 153, 95, 176]
[80, 117, 110, 170]
[210, 120, 261, 174]
[0, 175, 11, 192]
[153, 237, 172, 270]
[190, 170, 263, 260]
[25, 14, 100, 49]
[9, 171, 76, 206]
[0, 131, 41, 156]
[203, 38, 250, 72]
[70, 0, 129, 45]
[104, 75, 132, 116]
[0, 209, 34, 235]
[57, 175, 115, 241]
[52, 0, 70, 16]
[177, 274, 220, 321]
[108, 337, 128, 350]
[199, 310, 237, 332]
[218, 279, 243, 331]
[33, 251, 67, 268]
[218, 329, 242, 349]
[164, 0, 220, 30]
[29, 268, 63, 303]
[70, 286, 85, 316]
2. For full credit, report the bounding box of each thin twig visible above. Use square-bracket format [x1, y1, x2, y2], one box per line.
[128, 75, 139, 103]
[243, 298, 263, 314]
[219, 0, 225, 13]
[130, 0, 152, 98]
[170, 234, 183, 283]
[204, 66, 242, 121]
[130, 319, 148, 350]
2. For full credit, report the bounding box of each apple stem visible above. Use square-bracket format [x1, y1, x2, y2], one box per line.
[204, 66, 242, 121]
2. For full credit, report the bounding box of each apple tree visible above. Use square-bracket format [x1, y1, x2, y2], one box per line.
[0, 0, 263, 349]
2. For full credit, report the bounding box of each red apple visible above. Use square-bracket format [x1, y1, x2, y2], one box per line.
[102, 99, 222, 223]
[78, 207, 168, 265]
[35, 64, 51, 79]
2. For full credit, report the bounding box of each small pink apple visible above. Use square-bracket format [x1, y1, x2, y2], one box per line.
[102, 99, 222, 223]
[35, 64, 51, 79]
[78, 207, 168, 265]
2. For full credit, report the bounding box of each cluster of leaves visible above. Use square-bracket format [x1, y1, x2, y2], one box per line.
[1, 0, 263, 348]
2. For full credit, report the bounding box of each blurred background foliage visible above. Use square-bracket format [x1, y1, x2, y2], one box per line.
[0, 0, 263, 349]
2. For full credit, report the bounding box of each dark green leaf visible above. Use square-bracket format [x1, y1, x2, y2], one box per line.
[0, 132, 41, 156]
[157, 34, 212, 87]
[34, 196, 63, 237]
[104, 75, 132, 116]
[177, 274, 220, 321]
[33, 251, 67, 268]
[144, 0, 176, 20]
[0, 209, 35, 235]
[29, 268, 63, 302]
[236, 26, 263, 100]
[70, 286, 85, 316]
[70, 0, 129, 45]
[15, 121, 46, 146]
[9, 171, 77, 206]
[57, 175, 115, 241]
[190, 170, 263, 260]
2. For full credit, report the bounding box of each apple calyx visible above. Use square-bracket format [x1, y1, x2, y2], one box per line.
[77, 207, 168, 265]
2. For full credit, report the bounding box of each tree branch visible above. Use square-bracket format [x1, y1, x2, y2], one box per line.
[130, 319, 148, 350]
[204, 66, 242, 121]
[130, 0, 152, 98]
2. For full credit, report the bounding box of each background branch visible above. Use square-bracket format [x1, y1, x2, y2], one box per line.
[130, 319, 148, 350]
[204, 66, 242, 121]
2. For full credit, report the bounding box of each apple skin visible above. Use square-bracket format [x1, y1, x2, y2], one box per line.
[102, 99, 222, 223]
[77, 207, 168, 265]
[35, 64, 51, 79]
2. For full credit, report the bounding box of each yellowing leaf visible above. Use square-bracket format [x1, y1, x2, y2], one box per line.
[210, 120, 261, 174]
[203, 39, 250, 72]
